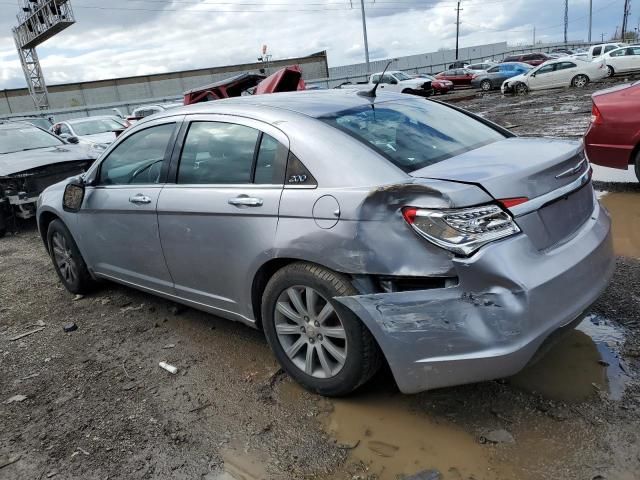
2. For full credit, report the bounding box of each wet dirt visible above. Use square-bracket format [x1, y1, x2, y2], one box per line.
[600, 192, 640, 259]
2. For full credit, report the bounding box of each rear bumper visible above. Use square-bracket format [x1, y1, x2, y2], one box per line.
[337, 198, 614, 393]
[584, 124, 633, 170]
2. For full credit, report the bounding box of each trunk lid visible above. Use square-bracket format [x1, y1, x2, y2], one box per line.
[409, 137, 586, 200]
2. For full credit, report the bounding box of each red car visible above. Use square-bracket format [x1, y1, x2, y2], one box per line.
[434, 68, 474, 87]
[502, 53, 552, 66]
[412, 74, 454, 94]
[584, 81, 640, 182]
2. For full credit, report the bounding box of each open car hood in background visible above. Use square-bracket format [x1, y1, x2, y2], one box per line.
[183, 65, 306, 105]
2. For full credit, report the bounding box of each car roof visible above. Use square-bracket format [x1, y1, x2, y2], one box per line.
[138, 89, 412, 123]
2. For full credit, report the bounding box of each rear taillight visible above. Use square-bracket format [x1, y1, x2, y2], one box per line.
[591, 103, 603, 124]
[402, 205, 520, 256]
[498, 197, 529, 209]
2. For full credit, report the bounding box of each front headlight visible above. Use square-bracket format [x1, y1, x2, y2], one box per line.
[402, 205, 521, 256]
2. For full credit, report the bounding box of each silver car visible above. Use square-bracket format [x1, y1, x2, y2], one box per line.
[37, 90, 614, 396]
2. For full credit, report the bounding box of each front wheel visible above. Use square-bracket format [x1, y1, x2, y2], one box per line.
[515, 82, 529, 95]
[262, 262, 382, 397]
[572, 74, 589, 88]
[606, 65, 615, 77]
[480, 80, 492, 91]
[634, 150, 640, 183]
[47, 219, 96, 294]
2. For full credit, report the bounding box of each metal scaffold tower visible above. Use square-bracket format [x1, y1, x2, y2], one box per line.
[12, 0, 76, 110]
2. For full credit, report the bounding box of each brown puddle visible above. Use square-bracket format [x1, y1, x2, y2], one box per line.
[320, 390, 514, 480]
[511, 315, 628, 402]
[600, 192, 640, 258]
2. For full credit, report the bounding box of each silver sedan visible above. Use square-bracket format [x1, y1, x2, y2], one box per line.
[37, 90, 614, 396]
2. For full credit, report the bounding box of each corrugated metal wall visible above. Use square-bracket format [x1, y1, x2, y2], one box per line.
[0, 51, 329, 120]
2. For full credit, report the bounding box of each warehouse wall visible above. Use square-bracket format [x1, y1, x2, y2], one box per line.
[0, 51, 329, 118]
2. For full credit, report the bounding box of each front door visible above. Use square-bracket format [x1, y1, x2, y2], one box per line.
[76, 118, 180, 292]
[157, 116, 288, 322]
[528, 63, 558, 90]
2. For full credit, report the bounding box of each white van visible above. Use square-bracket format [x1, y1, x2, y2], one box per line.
[589, 43, 626, 60]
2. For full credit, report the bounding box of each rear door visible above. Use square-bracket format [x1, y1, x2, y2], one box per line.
[157, 115, 288, 321]
[554, 61, 579, 85]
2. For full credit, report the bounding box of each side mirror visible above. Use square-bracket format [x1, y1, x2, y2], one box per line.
[66, 136, 80, 144]
[63, 177, 85, 212]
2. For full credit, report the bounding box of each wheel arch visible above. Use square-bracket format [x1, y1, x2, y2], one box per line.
[38, 210, 61, 252]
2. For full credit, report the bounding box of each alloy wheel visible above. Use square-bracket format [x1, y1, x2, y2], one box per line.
[51, 232, 78, 285]
[481, 80, 491, 91]
[573, 75, 588, 88]
[274, 286, 347, 379]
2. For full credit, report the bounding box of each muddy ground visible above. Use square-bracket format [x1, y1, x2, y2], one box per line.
[1, 79, 640, 480]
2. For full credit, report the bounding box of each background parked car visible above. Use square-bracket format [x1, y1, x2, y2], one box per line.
[127, 102, 183, 124]
[585, 81, 640, 182]
[466, 61, 497, 73]
[435, 68, 474, 87]
[503, 52, 553, 66]
[447, 60, 469, 69]
[363, 70, 434, 96]
[502, 58, 607, 94]
[599, 45, 640, 77]
[51, 116, 127, 152]
[587, 42, 626, 60]
[411, 74, 454, 94]
[551, 48, 574, 55]
[1, 116, 54, 130]
[471, 62, 532, 91]
[0, 121, 98, 236]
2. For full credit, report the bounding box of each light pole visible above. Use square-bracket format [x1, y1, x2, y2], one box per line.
[455, 1, 462, 60]
[359, 0, 370, 73]
[588, 0, 593, 42]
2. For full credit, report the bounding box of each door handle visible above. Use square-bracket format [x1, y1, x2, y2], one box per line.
[228, 196, 263, 207]
[129, 194, 152, 205]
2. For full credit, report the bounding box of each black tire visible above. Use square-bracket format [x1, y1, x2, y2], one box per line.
[634, 150, 640, 183]
[572, 74, 589, 88]
[262, 262, 382, 397]
[47, 219, 95, 295]
[0, 228, 5, 239]
[480, 80, 492, 91]
[515, 82, 529, 95]
[606, 65, 615, 77]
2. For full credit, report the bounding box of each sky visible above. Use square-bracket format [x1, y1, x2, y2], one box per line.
[0, 0, 634, 89]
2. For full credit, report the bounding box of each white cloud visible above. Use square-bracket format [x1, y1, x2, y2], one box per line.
[0, 0, 625, 89]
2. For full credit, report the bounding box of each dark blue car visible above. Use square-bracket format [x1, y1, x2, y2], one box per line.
[471, 62, 533, 91]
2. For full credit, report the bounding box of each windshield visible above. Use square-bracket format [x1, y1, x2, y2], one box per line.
[319, 101, 506, 173]
[394, 72, 412, 81]
[70, 118, 123, 136]
[0, 126, 63, 154]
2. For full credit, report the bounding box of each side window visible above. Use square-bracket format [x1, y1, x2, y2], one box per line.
[556, 62, 577, 70]
[98, 123, 175, 185]
[285, 153, 317, 187]
[632, 47, 640, 56]
[178, 122, 259, 185]
[604, 45, 616, 53]
[536, 64, 555, 75]
[610, 49, 625, 57]
[488, 66, 500, 73]
[254, 134, 288, 185]
[371, 75, 380, 83]
[381, 74, 394, 84]
[593, 47, 602, 56]
[59, 124, 72, 135]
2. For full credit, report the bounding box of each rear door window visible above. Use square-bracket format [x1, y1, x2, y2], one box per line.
[604, 45, 617, 53]
[319, 101, 505, 173]
[556, 62, 577, 70]
[592, 46, 602, 56]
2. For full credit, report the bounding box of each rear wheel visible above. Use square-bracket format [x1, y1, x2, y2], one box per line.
[47, 219, 95, 294]
[480, 80, 492, 91]
[634, 150, 640, 183]
[262, 262, 382, 396]
[606, 65, 615, 77]
[572, 74, 589, 88]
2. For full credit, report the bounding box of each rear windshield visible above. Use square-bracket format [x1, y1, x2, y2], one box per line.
[319, 101, 506, 173]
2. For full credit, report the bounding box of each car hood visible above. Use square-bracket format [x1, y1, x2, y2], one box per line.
[78, 132, 116, 144]
[409, 137, 585, 200]
[0, 144, 97, 176]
